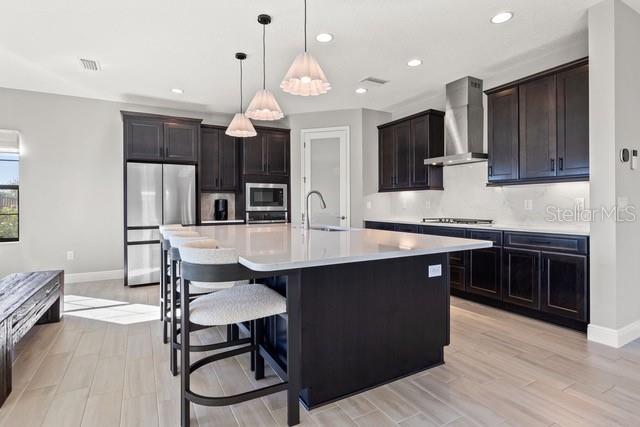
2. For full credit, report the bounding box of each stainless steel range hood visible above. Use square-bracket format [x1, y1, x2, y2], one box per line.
[425, 76, 487, 166]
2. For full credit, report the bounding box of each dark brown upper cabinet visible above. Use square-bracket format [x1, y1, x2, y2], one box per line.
[200, 126, 239, 192]
[487, 87, 519, 182]
[264, 131, 289, 176]
[242, 128, 290, 176]
[557, 63, 589, 177]
[378, 109, 444, 192]
[123, 112, 201, 163]
[486, 58, 589, 185]
[164, 122, 199, 162]
[519, 75, 557, 179]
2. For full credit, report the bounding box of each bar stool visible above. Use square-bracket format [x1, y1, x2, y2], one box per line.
[168, 237, 248, 376]
[158, 225, 184, 332]
[159, 230, 200, 344]
[178, 239, 299, 426]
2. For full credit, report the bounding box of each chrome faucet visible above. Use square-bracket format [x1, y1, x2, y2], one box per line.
[304, 190, 327, 229]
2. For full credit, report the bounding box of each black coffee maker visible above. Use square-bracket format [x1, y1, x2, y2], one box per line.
[214, 199, 228, 220]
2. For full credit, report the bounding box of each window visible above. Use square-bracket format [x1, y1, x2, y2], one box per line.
[0, 130, 19, 242]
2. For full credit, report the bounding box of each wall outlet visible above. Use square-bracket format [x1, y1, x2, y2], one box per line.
[524, 199, 533, 210]
[366, 201, 372, 209]
[425, 200, 431, 209]
[66, 251, 75, 261]
[428, 264, 442, 278]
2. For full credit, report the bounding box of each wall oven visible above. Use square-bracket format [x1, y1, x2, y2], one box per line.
[245, 183, 288, 223]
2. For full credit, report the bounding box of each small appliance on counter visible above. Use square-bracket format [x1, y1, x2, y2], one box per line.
[214, 198, 228, 220]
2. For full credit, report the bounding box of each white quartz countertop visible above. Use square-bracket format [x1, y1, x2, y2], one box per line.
[364, 218, 590, 236]
[182, 224, 492, 271]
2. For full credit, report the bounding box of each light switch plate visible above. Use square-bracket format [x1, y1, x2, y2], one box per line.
[428, 264, 442, 278]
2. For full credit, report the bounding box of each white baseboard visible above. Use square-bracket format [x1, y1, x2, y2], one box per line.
[588, 320, 640, 348]
[65, 269, 124, 284]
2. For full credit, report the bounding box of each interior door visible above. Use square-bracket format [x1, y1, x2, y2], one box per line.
[303, 128, 350, 227]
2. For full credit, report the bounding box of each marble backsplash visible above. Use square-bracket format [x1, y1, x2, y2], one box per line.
[364, 162, 589, 228]
[201, 193, 236, 221]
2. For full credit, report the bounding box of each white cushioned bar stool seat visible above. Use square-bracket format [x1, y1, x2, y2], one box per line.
[189, 284, 286, 326]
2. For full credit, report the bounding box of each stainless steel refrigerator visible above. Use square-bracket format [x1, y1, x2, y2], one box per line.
[125, 163, 196, 286]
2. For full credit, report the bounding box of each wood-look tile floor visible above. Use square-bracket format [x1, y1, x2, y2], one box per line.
[2, 279, 640, 427]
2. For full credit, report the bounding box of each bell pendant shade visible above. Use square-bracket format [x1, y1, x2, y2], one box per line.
[280, 52, 331, 96]
[225, 113, 257, 138]
[246, 89, 284, 121]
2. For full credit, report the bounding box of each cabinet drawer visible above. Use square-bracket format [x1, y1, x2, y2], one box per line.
[396, 223, 420, 233]
[468, 229, 502, 246]
[421, 226, 466, 238]
[364, 221, 397, 232]
[503, 232, 588, 254]
[12, 279, 60, 344]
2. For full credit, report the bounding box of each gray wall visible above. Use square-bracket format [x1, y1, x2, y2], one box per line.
[588, 0, 640, 345]
[287, 109, 364, 227]
[0, 87, 234, 279]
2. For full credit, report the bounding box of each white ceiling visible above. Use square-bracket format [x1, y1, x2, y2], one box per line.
[0, 0, 614, 115]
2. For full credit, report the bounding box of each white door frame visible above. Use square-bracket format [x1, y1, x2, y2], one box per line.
[300, 126, 351, 227]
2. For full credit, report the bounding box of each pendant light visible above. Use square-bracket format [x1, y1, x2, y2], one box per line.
[226, 52, 257, 138]
[246, 14, 284, 121]
[280, 0, 331, 96]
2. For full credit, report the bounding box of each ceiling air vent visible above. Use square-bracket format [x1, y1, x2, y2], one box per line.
[358, 76, 388, 89]
[79, 58, 101, 71]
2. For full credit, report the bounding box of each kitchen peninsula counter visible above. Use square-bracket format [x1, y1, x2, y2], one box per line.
[178, 223, 490, 408]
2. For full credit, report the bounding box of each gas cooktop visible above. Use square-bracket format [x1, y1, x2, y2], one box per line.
[421, 217, 494, 225]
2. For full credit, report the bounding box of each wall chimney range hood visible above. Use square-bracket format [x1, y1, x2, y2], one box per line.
[425, 76, 487, 166]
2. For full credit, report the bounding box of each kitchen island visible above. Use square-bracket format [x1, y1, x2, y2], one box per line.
[181, 224, 491, 410]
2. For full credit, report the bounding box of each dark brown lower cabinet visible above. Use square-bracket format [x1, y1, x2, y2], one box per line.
[468, 247, 501, 299]
[541, 252, 588, 321]
[502, 248, 540, 309]
[363, 221, 589, 330]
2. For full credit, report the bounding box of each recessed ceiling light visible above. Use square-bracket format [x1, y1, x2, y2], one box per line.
[407, 59, 422, 67]
[491, 11, 513, 24]
[171, 88, 184, 94]
[316, 33, 333, 43]
[355, 87, 368, 94]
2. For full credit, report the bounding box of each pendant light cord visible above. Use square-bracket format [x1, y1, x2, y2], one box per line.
[262, 23, 266, 89]
[304, 0, 307, 52]
[239, 58, 243, 112]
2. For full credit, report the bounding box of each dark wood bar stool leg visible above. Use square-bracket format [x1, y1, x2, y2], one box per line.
[161, 244, 168, 344]
[180, 277, 192, 427]
[287, 270, 302, 426]
[170, 257, 179, 376]
[254, 318, 265, 380]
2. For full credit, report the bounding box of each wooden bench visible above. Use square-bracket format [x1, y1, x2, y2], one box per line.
[0, 270, 64, 406]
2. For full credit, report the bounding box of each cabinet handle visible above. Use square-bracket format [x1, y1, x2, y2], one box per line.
[559, 157, 564, 171]
[550, 158, 555, 171]
[488, 165, 493, 176]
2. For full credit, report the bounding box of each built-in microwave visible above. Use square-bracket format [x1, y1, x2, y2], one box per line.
[245, 183, 288, 212]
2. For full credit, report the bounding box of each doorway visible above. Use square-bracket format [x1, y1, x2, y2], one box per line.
[301, 127, 350, 227]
